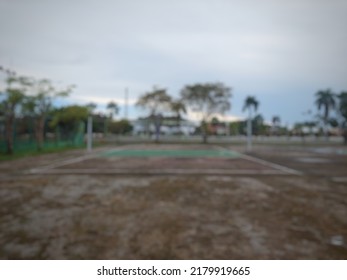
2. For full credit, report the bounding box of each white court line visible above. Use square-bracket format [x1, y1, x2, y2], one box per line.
[240, 154, 302, 175]
[28, 147, 125, 174]
[29, 145, 301, 175]
[215, 146, 302, 175]
[32, 168, 288, 175]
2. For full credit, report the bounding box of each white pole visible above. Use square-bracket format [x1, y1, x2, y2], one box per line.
[125, 87, 128, 119]
[226, 122, 230, 137]
[87, 116, 93, 152]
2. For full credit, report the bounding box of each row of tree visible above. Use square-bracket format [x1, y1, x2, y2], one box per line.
[135, 83, 232, 143]
[315, 89, 347, 142]
[0, 67, 132, 154]
[0, 66, 75, 154]
[2, 65, 347, 155]
[135, 86, 280, 146]
[135, 86, 347, 145]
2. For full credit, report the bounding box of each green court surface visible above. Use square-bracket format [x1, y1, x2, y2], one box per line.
[100, 149, 241, 158]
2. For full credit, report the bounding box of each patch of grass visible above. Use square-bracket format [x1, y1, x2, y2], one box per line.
[0, 140, 109, 162]
[0, 145, 84, 161]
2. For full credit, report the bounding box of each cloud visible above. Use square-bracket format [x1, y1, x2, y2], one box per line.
[0, 0, 346, 124]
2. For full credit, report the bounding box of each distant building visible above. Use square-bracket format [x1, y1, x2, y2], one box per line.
[207, 122, 228, 135]
[132, 115, 196, 136]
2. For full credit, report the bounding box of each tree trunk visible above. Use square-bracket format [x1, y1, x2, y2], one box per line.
[324, 121, 329, 142]
[176, 114, 181, 134]
[203, 133, 207, 144]
[343, 129, 347, 145]
[155, 127, 160, 143]
[324, 106, 330, 141]
[154, 114, 161, 143]
[35, 116, 45, 151]
[201, 121, 208, 144]
[5, 116, 14, 155]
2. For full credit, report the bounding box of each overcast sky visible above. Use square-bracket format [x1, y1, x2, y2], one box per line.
[0, 0, 346, 124]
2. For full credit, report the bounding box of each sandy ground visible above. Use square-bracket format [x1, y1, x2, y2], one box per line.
[0, 144, 347, 259]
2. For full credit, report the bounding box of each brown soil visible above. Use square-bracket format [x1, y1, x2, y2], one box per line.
[60, 157, 270, 171]
[0, 144, 346, 259]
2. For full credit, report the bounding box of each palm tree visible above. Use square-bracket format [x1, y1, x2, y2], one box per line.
[337, 91, 347, 144]
[242, 96, 259, 151]
[315, 89, 336, 140]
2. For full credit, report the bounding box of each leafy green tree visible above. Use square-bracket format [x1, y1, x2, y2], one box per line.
[315, 89, 336, 140]
[23, 79, 73, 150]
[50, 105, 89, 128]
[0, 67, 27, 154]
[108, 119, 133, 135]
[242, 96, 259, 151]
[253, 114, 266, 135]
[136, 87, 172, 142]
[86, 102, 97, 114]
[229, 121, 242, 135]
[50, 105, 89, 141]
[181, 82, 231, 143]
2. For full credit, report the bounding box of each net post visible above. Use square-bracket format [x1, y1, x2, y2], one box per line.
[87, 116, 93, 152]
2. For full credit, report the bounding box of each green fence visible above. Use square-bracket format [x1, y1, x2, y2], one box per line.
[0, 139, 84, 153]
[0, 120, 85, 154]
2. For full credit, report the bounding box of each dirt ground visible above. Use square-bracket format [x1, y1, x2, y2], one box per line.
[0, 143, 347, 259]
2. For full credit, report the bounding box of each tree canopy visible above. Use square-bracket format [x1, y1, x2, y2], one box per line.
[242, 96, 259, 113]
[315, 89, 336, 120]
[181, 83, 231, 119]
[135, 87, 172, 141]
[315, 89, 336, 139]
[106, 101, 119, 119]
[181, 82, 231, 142]
[136, 87, 172, 116]
[242, 96, 259, 151]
